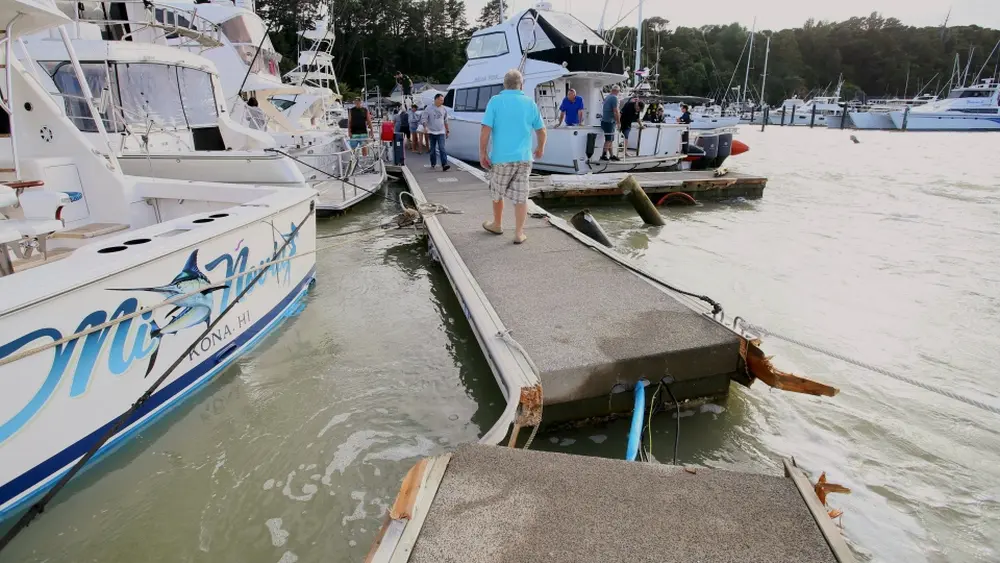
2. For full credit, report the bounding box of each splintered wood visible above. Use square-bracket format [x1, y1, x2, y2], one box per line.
[741, 338, 839, 397]
[814, 472, 851, 522]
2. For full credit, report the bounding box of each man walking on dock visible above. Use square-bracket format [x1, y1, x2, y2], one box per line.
[480, 69, 546, 245]
[421, 94, 450, 171]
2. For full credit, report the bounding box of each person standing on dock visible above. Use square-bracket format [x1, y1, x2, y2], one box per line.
[600, 85, 621, 161]
[406, 103, 421, 153]
[556, 88, 584, 127]
[348, 97, 373, 155]
[421, 94, 451, 172]
[480, 69, 547, 245]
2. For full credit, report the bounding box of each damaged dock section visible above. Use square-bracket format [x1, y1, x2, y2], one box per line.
[529, 170, 767, 206]
[400, 153, 743, 432]
[367, 444, 856, 563]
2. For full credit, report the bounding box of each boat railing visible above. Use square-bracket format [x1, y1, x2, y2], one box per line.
[56, 0, 224, 50]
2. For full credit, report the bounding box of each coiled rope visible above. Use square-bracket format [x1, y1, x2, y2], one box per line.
[735, 319, 1000, 417]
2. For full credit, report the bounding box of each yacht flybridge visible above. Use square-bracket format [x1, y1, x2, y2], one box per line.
[0, 0, 316, 519]
[444, 3, 735, 174]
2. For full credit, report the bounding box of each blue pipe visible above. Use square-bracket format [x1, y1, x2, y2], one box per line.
[625, 380, 648, 461]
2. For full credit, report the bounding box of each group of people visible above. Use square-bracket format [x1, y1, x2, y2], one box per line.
[391, 97, 450, 171]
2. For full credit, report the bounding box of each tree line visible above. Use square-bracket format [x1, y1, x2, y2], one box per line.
[254, 0, 1000, 105]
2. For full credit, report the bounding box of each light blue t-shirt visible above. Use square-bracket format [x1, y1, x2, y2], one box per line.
[601, 94, 619, 123]
[483, 89, 544, 164]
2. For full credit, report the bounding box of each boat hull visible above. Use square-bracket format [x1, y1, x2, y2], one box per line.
[446, 117, 686, 174]
[888, 111, 1000, 131]
[0, 199, 316, 520]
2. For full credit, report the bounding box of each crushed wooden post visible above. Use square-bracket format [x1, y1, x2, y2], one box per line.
[618, 174, 666, 226]
[570, 209, 612, 247]
[739, 338, 839, 397]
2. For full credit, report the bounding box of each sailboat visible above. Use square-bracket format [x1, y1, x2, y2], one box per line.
[0, 0, 316, 520]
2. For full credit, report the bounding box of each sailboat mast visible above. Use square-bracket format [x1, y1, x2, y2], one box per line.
[741, 18, 755, 106]
[498, 0, 505, 25]
[634, 0, 643, 85]
[759, 34, 770, 107]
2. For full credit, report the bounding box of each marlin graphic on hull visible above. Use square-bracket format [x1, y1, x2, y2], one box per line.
[112, 249, 228, 376]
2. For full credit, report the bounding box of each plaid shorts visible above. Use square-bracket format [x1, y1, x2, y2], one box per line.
[488, 161, 532, 203]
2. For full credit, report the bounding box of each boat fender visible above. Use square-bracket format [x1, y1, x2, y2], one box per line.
[731, 139, 750, 156]
[585, 132, 597, 160]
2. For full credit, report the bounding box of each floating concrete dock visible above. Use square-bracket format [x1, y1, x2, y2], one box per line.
[529, 170, 766, 206]
[399, 152, 747, 435]
[366, 444, 856, 563]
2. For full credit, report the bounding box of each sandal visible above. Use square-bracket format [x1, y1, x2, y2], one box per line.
[513, 233, 527, 245]
[482, 221, 503, 235]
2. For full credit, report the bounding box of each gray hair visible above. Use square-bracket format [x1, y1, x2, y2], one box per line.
[610, 84, 621, 93]
[503, 69, 524, 90]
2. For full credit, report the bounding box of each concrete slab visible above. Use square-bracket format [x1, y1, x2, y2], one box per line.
[404, 444, 843, 563]
[405, 152, 739, 409]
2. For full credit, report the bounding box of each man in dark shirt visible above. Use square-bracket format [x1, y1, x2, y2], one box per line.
[395, 72, 414, 105]
[348, 97, 373, 154]
[620, 97, 644, 142]
[677, 104, 693, 124]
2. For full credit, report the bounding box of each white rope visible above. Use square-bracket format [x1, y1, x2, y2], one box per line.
[0, 233, 377, 369]
[736, 320, 1000, 417]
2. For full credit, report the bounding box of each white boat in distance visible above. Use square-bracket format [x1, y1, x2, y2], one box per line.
[0, 0, 316, 520]
[888, 79, 1000, 131]
[443, 3, 699, 174]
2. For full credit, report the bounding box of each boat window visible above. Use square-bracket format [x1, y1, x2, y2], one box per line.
[961, 89, 993, 98]
[452, 85, 503, 112]
[115, 63, 186, 129]
[271, 98, 296, 111]
[444, 89, 455, 108]
[177, 67, 218, 126]
[517, 15, 556, 52]
[466, 32, 509, 59]
[454, 89, 467, 110]
[43, 62, 121, 133]
[153, 7, 196, 39]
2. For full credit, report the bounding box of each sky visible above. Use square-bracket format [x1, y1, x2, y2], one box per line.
[464, 0, 1000, 32]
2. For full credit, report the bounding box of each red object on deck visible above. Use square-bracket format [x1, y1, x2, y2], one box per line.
[731, 139, 750, 156]
[380, 121, 395, 142]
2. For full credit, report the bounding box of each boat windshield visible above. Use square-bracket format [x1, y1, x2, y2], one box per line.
[115, 63, 219, 128]
[220, 14, 275, 50]
[947, 89, 995, 99]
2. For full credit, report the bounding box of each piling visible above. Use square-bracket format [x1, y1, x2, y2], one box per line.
[901, 106, 910, 131]
[570, 209, 612, 247]
[750, 106, 755, 123]
[790, 105, 796, 125]
[761, 107, 768, 132]
[810, 104, 817, 128]
[619, 175, 665, 226]
[840, 104, 848, 130]
[780, 105, 786, 126]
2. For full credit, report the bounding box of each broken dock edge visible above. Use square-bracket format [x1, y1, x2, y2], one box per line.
[366, 444, 857, 563]
[529, 169, 767, 206]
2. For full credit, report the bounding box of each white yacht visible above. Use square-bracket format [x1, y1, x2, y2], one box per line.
[443, 3, 697, 174]
[0, 0, 316, 520]
[768, 94, 843, 126]
[826, 95, 937, 130]
[888, 80, 1000, 131]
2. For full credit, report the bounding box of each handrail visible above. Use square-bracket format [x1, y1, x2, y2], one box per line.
[3, 18, 21, 180]
[56, 0, 223, 49]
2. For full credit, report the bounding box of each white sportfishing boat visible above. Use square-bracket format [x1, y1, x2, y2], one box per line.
[36, 1, 384, 213]
[0, 0, 316, 520]
[826, 95, 937, 130]
[888, 79, 1000, 131]
[443, 2, 717, 174]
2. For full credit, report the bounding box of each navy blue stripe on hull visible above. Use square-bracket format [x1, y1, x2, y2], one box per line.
[0, 268, 316, 518]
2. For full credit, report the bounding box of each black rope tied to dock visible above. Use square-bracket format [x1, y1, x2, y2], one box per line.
[0, 206, 315, 554]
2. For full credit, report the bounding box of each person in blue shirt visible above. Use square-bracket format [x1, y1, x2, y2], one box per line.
[479, 69, 547, 245]
[557, 88, 585, 127]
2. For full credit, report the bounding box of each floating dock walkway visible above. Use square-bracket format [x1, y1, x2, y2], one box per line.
[399, 152, 747, 434]
[367, 444, 856, 563]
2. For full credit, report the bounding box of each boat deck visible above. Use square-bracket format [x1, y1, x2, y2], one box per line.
[367, 444, 855, 563]
[400, 152, 741, 426]
[528, 170, 766, 206]
[313, 168, 386, 214]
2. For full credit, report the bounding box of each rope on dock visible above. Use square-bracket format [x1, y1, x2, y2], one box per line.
[734, 319, 1000, 417]
[498, 329, 542, 449]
